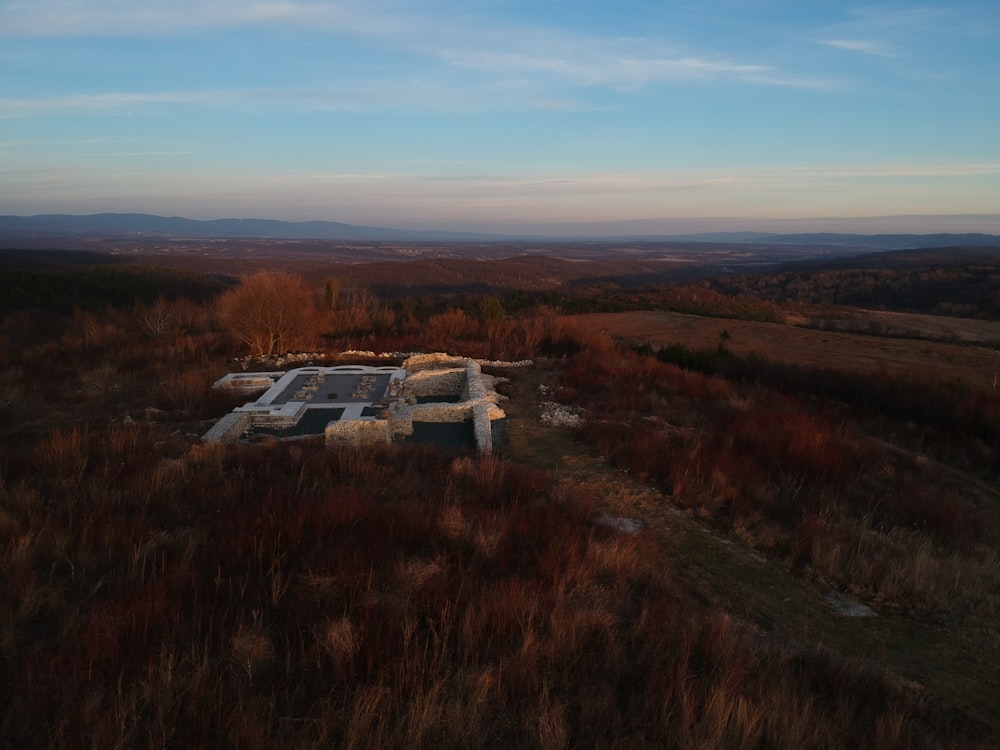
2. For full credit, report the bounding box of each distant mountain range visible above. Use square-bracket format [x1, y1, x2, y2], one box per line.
[0, 213, 495, 243]
[656, 231, 1000, 249]
[2, 213, 1000, 249]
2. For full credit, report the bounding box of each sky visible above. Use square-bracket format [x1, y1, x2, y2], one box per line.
[2, 0, 1000, 235]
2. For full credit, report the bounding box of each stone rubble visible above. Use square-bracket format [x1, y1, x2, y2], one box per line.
[540, 401, 583, 428]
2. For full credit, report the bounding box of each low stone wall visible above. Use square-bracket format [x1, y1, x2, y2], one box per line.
[473, 401, 495, 453]
[464, 360, 488, 401]
[475, 358, 533, 368]
[212, 372, 285, 393]
[325, 418, 391, 448]
[206, 353, 509, 453]
[403, 368, 466, 398]
[385, 360, 505, 454]
[201, 413, 252, 442]
[403, 353, 468, 372]
[410, 402, 474, 422]
[388, 404, 414, 440]
[385, 401, 475, 441]
[247, 414, 299, 428]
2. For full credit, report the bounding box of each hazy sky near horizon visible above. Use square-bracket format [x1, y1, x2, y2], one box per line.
[2, 0, 999, 234]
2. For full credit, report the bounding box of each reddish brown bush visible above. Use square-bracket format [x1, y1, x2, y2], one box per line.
[216, 271, 321, 356]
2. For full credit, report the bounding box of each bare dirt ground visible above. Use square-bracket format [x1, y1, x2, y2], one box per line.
[564, 310, 1000, 393]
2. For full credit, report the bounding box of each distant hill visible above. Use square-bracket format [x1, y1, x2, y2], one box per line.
[655, 231, 1000, 249]
[2, 213, 999, 248]
[770, 243, 1000, 273]
[0, 213, 499, 243]
[741, 232, 1000, 250]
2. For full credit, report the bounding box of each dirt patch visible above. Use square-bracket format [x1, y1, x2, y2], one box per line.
[825, 591, 877, 617]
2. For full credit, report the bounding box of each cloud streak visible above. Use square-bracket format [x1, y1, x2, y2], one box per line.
[823, 39, 899, 58]
[0, 1, 832, 92]
[815, 5, 998, 61]
[261, 161, 1000, 199]
[0, 91, 236, 114]
[3, 159, 999, 227]
[0, 84, 590, 118]
[0, 1, 375, 36]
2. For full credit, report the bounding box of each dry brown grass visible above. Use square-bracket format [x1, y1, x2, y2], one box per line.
[800, 517, 1000, 616]
[5, 435, 978, 747]
[34, 425, 90, 479]
[566, 310, 1000, 392]
[497, 345, 1000, 738]
[3, 280, 998, 747]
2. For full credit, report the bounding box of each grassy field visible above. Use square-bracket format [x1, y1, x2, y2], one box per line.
[564, 310, 1000, 392]
[499, 358, 1000, 736]
[3, 260, 999, 747]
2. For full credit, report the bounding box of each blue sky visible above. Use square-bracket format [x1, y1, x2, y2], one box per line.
[2, 0, 999, 234]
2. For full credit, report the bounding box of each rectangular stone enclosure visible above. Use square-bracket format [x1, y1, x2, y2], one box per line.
[203, 355, 508, 453]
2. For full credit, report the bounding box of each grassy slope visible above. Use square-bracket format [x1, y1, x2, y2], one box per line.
[499, 359, 1000, 736]
[563, 310, 1000, 392]
[3, 259, 999, 745]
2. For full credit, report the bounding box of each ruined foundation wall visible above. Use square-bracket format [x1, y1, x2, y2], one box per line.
[403, 368, 466, 398]
[205, 355, 508, 452]
[402, 353, 468, 372]
[389, 360, 505, 453]
[212, 372, 285, 393]
[201, 413, 252, 442]
[473, 402, 494, 453]
[325, 419, 391, 448]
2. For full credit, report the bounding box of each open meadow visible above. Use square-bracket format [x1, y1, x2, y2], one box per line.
[562, 309, 1000, 392]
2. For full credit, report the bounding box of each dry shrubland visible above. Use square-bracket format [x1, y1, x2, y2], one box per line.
[563, 347, 1000, 617]
[1, 259, 998, 747]
[3, 436, 975, 747]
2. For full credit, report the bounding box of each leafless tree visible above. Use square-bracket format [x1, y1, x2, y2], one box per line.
[134, 295, 174, 337]
[216, 271, 321, 357]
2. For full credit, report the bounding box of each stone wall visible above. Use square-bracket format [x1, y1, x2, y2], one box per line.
[213, 373, 284, 392]
[402, 353, 468, 372]
[206, 353, 509, 453]
[325, 418, 391, 448]
[201, 412, 252, 442]
[385, 359, 505, 453]
[403, 368, 466, 398]
[464, 360, 488, 401]
[473, 401, 494, 453]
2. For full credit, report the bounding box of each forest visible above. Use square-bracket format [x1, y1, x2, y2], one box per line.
[1, 244, 999, 748]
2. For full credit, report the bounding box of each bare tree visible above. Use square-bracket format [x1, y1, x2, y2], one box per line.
[134, 295, 174, 337]
[216, 272, 320, 357]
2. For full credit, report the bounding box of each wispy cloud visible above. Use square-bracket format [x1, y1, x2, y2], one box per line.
[0, 83, 596, 118]
[383, 162, 1000, 191]
[0, 1, 832, 92]
[823, 38, 899, 58]
[787, 162, 1000, 180]
[844, 7, 950, 34]
[4, 159, 998, 226]
[816, 5, 997, 59]
[0, 1, 380, 36]
[0, 91, 243, 117]
[437, 46, 823, 89]
[412, 20, 836, 90]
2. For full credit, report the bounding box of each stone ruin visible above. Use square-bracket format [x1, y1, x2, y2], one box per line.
[202, 353, 510, 453]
